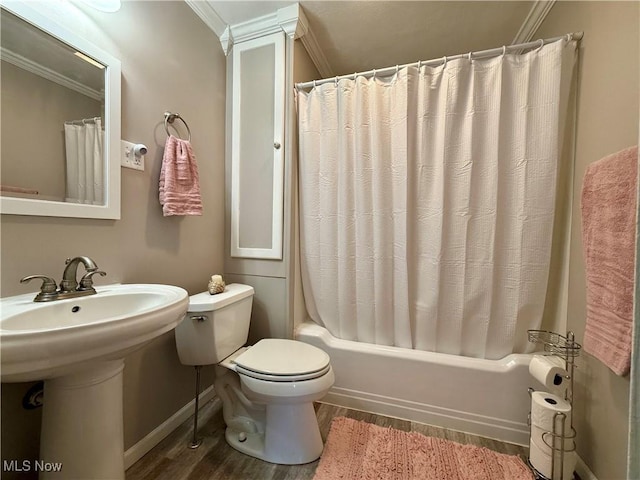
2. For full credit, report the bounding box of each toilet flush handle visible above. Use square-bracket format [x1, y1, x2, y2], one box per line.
[190, 315, 208, 322]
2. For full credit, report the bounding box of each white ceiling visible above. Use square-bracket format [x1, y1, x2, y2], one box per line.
[208, 1, 536, 77]
[211, 1, 295, 26]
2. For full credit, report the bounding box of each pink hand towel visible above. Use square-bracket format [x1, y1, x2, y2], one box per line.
[581, 145, 638, 376]
[159, 135, 203, 216]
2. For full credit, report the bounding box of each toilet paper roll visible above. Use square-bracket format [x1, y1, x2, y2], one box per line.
[529, 434, 576, 480]
[529, 355, 569, 392]
[530, 390, 573, 464]
[531, 391, 572, 432]
[531, 423, 573, 454]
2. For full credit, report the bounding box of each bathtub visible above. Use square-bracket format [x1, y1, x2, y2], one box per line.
[295, 321, 535, 446]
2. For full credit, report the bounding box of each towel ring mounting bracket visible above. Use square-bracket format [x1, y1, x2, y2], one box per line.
[164, 111, 191, 142]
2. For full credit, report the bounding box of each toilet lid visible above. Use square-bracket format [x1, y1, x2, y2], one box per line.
[233, 339, 330, 381]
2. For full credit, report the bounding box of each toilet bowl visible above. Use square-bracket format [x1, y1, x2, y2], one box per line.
[174, 284, 334, 464]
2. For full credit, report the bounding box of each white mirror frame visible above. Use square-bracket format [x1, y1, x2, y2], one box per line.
[0, 1, 121, 220]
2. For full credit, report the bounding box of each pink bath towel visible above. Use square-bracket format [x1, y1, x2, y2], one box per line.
[581, 145, 638, 376]
[159, 135, 203, 216]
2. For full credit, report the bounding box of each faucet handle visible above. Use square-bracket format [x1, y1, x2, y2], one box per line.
[20, 275, 58, 293]
[79, 270, 106, 290]
[20, 275, 59, 302]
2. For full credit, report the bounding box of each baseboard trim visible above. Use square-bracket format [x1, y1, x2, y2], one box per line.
[575, 455, 598, 480]
[124, 386, 215, 470]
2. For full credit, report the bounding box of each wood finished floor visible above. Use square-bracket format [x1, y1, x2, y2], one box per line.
[126, 399, 529, 480]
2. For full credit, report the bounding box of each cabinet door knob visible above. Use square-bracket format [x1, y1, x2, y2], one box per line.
[274, 142, 281, 149]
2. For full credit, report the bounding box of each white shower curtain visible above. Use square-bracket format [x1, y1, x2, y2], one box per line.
[64, 117, 104, 204]
[297, 39, 576, 359]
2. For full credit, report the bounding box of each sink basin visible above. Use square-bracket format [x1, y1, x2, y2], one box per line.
[1, 283, 188, 382]
[0, 283, 188, 479]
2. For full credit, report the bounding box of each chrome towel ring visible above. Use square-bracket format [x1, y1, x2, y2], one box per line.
[164, 111, 191, 141]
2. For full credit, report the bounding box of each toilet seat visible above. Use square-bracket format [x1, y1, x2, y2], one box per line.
[235, 363, 331, 382]
[233, 339, 331, 382]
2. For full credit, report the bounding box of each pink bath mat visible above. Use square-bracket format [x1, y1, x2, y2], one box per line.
[313, 417, 533, 480]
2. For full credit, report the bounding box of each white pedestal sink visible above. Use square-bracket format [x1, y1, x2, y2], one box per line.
[1, 284, 189, 479]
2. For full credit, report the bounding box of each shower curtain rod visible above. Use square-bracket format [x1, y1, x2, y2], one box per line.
[65, 116, 101, 125]
[295, 32, 583, 90]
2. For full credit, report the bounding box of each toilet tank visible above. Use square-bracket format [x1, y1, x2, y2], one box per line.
[175, 283, 254, 366]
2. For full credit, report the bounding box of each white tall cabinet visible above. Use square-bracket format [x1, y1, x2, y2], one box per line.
[222, 5, 312, 342]
[230, 31, 285, 260]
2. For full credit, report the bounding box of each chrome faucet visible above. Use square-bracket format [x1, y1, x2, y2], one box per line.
[60, 256, 99, 292]
[20, 256, 106, 302]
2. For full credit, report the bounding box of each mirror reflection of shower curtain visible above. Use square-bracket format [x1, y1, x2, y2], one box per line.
[64, 117, 104, 204]
[297, 39, 578, 360]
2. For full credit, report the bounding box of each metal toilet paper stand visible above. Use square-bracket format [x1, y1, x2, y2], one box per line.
[527, 329, 582, 480]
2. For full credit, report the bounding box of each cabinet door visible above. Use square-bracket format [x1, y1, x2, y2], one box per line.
[230, 32, 285, 259]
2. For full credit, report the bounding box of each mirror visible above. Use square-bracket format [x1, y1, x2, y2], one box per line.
[0, 2, 121, 219]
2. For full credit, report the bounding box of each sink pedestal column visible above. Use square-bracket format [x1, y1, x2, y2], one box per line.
[40, 360, 125, 479]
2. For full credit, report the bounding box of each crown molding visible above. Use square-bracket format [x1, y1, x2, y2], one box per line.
[512, 0, 556, 44]
[220, 4, 306, 55]
[219, 26, 233, 56]
[227, 11, 281, 47]
[278, 3, 307, 39]
[187, 2, 333, 76]
[1, 47, 103, 101]
[299, 23, 334, 78]
[279, 3, 333, 77]
[184, 0, 227, 38]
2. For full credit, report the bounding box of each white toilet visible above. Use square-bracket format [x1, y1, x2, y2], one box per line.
[174, 283, 335, 465]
